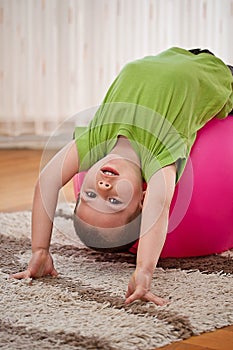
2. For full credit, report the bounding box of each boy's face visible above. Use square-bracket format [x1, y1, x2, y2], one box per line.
[75, 155, 143, 228]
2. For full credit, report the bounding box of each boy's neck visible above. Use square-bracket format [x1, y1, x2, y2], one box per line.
[109, 136, 141, 167]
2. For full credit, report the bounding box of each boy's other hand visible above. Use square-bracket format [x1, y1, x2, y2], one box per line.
[9, 249, 58, 279]
[125, 268, 168, 306]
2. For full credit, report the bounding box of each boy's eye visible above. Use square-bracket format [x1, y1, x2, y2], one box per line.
[109, 198, 122, 205]
[86, 191, 97, 198]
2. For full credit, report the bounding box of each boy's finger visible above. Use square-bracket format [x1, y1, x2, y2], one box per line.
[125, 283, 134, 298]
[50, 269, 58, 277]
[125, 288, 144, 304]
[146, 292, 168, 306]
[125, 290, 130, 299]
[9, 270, 31, 279]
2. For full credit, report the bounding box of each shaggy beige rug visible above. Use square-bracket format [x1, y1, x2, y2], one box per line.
[0, 203, 233, 350]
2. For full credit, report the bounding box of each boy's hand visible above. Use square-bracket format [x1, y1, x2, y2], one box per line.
[125, 268, 168, 306]
[10, 249, 58, 279]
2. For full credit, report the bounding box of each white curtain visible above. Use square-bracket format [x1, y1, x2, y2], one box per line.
[0, 0, 232, 136]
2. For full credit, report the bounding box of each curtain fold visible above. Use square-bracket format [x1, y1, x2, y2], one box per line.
[0, 0, 232, 136]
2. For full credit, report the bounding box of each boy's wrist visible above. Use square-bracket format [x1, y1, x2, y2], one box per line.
[32, 247, 49, 254]
[135, 264, 154, 278]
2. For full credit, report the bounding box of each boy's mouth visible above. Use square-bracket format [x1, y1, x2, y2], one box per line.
[101, 166, 119, 176]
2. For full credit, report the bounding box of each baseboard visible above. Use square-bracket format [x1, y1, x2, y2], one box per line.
[0, 133, 72, 150]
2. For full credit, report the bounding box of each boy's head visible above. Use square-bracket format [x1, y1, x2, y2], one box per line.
[73, 154, 144, 251]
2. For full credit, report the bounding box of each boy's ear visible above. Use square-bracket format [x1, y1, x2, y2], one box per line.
[139, 190, 146, 209]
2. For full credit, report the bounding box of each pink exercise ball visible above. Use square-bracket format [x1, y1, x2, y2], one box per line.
[161, 115, 233, 257]
[73, 116, 233, 257]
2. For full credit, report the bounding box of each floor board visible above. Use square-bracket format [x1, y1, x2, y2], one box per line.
[0, 149, 232, 350]
[0, 149, 74, 212]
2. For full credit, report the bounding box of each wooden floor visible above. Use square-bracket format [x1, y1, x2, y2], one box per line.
[1, 149, 233, 350]
[0, 148, 75, 212]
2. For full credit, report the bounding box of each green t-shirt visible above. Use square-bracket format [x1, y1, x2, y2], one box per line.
[75, 47, 233, 182]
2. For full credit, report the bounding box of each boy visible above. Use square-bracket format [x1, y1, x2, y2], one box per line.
[11, 47, 233, 306]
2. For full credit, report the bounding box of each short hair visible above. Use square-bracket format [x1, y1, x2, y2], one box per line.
[73, 194, 141, 253]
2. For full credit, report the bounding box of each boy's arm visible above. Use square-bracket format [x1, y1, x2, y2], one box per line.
[31, 140, 79, 252]
[11, 140, 79, 279]
[125, 164, 176, 305]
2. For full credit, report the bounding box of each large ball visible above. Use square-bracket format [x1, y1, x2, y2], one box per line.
[162, 116, 233, 257]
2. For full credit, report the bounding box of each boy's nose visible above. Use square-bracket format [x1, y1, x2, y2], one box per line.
[97, 180, 112, 190]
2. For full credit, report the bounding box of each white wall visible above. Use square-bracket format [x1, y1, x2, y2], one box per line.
[0, 0, 232, 136]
